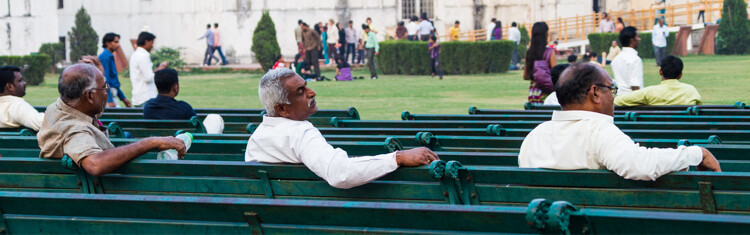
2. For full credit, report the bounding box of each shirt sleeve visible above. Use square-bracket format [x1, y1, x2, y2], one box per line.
[614, 89, 648, 106]
[296, 127, 398, 189]
[9, 99, 44, 131]
[595, 122, 703, 181]
[630, 58, 644, 88]
[64, 131, 105, 165]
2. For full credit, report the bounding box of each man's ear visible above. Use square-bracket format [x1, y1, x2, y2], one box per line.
[274, 103, 287, 117]
[589, 85, 602, 104]
[172, 83, 179, 94]
[659, 69, 663, 77]
[86, 90, 95, 104]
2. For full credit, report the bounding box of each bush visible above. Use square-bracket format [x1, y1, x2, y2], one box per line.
[717, 0, 750, 54]
[251, 11, 281, 71]
[150, 47, 186, 70]
[588, 32, 675, 58]
[377, 40, 515, 75]
[67, 7, 98, 61]
[0, 55, 51, 86]
[38, 42, 65, 72]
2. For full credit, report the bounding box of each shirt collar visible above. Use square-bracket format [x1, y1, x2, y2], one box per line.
[135, 47, 147, 54]
[551, 110, 614, 123]
[56, 98, 95, 124]
[155, 94, 176, 102]
[261, 115, 307, 126]
[622, 47, 638, 55]
[660, 79, 680, 85]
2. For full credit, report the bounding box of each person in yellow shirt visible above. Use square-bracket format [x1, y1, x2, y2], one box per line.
[449, 21, 460, 41]
[614, 56, 701, 106]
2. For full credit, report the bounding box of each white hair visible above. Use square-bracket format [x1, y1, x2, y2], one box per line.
[258, 68, 296, 116]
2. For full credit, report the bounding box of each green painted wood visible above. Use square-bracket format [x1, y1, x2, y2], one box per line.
[333, 119, 750, 130]
[407, 113, 750, 122]
[472, 108, 750, 116]
[35, 106, 358, 117]
[524, 103, 745, 111]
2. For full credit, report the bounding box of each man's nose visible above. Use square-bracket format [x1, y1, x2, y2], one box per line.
[308, 88, 317, 97]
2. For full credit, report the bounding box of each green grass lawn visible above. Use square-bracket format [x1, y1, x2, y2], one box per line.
[25, 55, 750, 120]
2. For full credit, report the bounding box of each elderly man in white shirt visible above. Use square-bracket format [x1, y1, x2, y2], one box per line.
[611, 26, 644, 95]
[508, 22, 522, 69]
[245, 68, 438, 189]
[0, 65, 44, 130]
[519, 62, 721, 181]
[652, 18, 670, 66]
[130, 32, 168, 107]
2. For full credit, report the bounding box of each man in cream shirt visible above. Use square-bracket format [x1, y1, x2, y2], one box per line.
[611, 26, 643, 95]
[519, 63, 720, 181]
[130, 32, 168, 107]
[245, 68, 438, 189]
[0, 65, 44, 130]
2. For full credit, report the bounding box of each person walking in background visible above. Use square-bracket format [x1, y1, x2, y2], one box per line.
[363, 25, 379, 79]
[99, 32, 131, 108]
[345, 21, 358, 64]
[130, 32, 169, 107]
[212, 23, 228, 65]
[326, 19, 339, 64]
[652, 18, 669, 66]
[599, 12, 615, 33]
[197, 24, 219, 66]
[406, 16, 419, 41]
[337, 22, 347, 57]
[295, 20, 305, 61]
[449, 21, 460, 41]
[356, 38, 365, 64]
[396, 21, 408, 40]
[697, 1, 706, 23]
[523, 22, 556, 104]
[301, 23, 322, 80]
[492, 21, 503, 40]
[509, 22, 521, 70]
[486, 18, 496, 41]
[428, 35, 443, 80]
[321, 25, 329, 65]
[611, 26, 644, 95]
[615, 17, 626, 33]
[361, 17, 378, 44]
[417, 15, 434, 41]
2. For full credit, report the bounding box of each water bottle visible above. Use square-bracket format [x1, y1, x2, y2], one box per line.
[156, 132, 193, 160]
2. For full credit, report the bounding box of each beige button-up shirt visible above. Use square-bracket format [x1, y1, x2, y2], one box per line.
[37, 98, 114, 165]
[0, 95, 44, 130]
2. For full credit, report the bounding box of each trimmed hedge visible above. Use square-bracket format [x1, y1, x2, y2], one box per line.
[588, 32, 675, 58]
[0, 55, 51, 86]
[377, 40, 515, 75]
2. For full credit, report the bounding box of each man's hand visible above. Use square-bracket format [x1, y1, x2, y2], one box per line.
[123, 99, 132, 108]
[79, 55, 104, 74]
[375, 51, 379, 56]
[631, 86, 640, 91]
[155, 61, 169, 71]
[696, 147, 721, 172]
[149, 137, 187, 159]
[395, 147, 439, 167]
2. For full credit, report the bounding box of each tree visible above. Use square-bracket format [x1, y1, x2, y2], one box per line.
[67, 7, 99, 61]
[251, 11, 281, 71]
[38, 42, 64, 73]
[717, 0, 750, 54]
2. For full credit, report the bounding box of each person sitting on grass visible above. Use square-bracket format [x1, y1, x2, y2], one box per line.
[143, 68, 224, 134]
[0, 65, 45, 131]
[335, 57, 353, 81]
[245, 68, 439, 189]
[37, 62, 186, 176]
[542, 63, 570, 105]
[615, 55, 701, 106]
[271, 55, 286, 70]
[519, 62, 720, 181]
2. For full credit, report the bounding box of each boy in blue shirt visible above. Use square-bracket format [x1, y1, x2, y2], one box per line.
[98, 33, 132, 107]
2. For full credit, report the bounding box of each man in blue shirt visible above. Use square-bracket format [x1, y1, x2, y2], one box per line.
[143, 68, 196, 120]
[98, 33, 131, 107]
[197, 24, 219, 66]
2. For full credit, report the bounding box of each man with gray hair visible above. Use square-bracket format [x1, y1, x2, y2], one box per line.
[518, 63, 720, 181]
[245, 68, 438, 189]
[37, 60, 186, 176]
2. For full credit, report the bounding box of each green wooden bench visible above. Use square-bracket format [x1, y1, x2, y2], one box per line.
[3, 157, 750, 215]
[3, 191, 749, 234]
[403, 111, 750, 123]
[524, 101, 748, 110]
[472, 105, 750, 116]
[36, 106, 361, 118]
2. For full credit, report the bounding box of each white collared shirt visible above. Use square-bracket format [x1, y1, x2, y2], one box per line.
[599, 19, 615, 33]
[417, 20, 434, 35]
[519, 110, 703, 181]
[509, 27, 521, 43]
[652, 24, 669, 48]
[406, 21, 419, 36]
[543, 92, 559, 105]
[129, 47, 158, 106]
[245, 115, 398, 189]
[486, 22, 495, 41]
[610, 47, 643, 95]
[0, 95, 44, 130]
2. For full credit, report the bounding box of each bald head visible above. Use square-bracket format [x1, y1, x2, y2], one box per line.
[555, 63, 610, 107]
[59, 63, 102, 102]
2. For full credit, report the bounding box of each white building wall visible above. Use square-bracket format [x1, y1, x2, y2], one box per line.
[0, 0, 60, 56]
